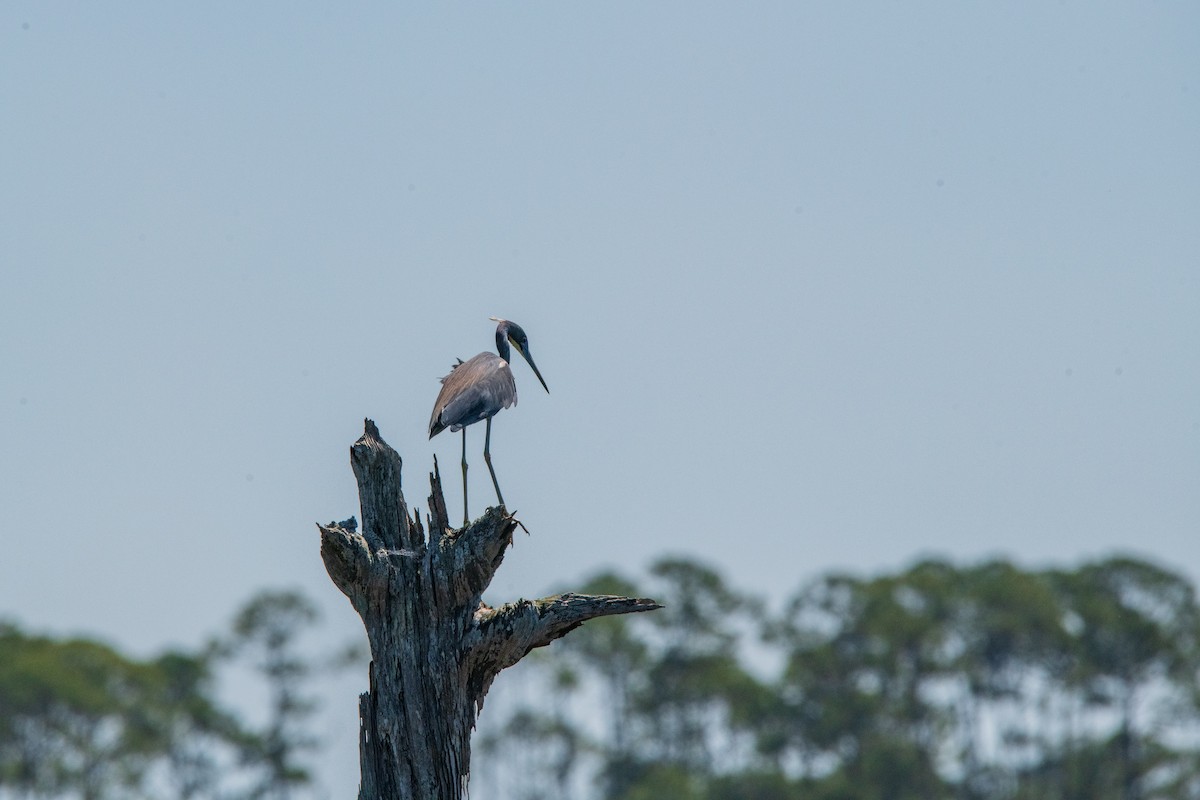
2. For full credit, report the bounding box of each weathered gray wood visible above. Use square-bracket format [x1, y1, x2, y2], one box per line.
[319, 419, 661, 799]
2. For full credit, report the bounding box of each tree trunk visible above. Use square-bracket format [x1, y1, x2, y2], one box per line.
[318, 419, 661, 800]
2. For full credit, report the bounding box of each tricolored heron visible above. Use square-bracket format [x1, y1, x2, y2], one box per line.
[428, 317, 549, 526]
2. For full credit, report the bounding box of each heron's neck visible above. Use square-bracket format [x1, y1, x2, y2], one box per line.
[495, 329, 511, 363]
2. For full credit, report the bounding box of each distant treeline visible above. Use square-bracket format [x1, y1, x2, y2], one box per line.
[2, 556, 1198, 800]
[0, 590, 357, 800]
[476, 555, 1200, 800]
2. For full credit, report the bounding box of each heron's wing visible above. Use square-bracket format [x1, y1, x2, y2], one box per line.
[429, 353, 518, 437]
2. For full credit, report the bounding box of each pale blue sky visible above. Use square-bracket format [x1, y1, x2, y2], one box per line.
[2, 3, 1197, 795]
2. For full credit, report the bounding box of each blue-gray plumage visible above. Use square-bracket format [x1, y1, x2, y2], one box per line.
[429, 317, 549, 525]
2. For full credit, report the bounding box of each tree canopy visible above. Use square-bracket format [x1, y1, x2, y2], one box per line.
[0, 589, 357, 800]
[477, 554, 1200, 800]
[3, 555, 1199, 799]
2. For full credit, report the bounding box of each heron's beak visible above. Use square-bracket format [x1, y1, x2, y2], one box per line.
[517, 345, 549, 394]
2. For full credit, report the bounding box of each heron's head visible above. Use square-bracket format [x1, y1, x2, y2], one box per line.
[491, 317, 549, 393]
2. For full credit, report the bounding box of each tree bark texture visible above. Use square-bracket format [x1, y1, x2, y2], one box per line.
[319, 419, 661, 800]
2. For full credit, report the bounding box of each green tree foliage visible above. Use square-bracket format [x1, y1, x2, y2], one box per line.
[0, 625, 237, 799]
[0, 588, 359, 800]
[477, 554, 1200, 800]
[3, 558, 1197, 800]
[218, 589, 322, 800]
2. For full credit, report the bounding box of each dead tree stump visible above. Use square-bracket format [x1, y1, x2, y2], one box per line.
[318, 419, 661, 800]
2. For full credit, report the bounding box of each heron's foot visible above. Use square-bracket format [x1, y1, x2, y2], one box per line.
[501, 508, 530, 536]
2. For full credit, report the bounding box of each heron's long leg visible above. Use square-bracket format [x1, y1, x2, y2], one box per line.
[461, 428, 469, 528]
[483, 416, 505, 510]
